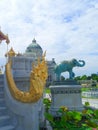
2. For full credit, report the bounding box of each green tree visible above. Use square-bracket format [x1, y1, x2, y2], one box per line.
[81, 75, 87, 80]
[91, 74, 98, 81]
[74, 76, 81, 80]
[87, 76, 91, 80]
[61, 76, 65, 81]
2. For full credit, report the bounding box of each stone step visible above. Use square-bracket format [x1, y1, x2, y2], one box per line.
[0, 99, 6, 107]
[0, 81, 4, 85]
[0, 107, 7, 116]
[0, 125, 15, 130]
[0, 86, 4, 92]
[0, 80, 4, 84]
[0, 92, 4, 98]
[0, 75, 4, 88]
[0, 75, 4, 82]
[0, 75, 15, 129]
[0, 115, 10, 127]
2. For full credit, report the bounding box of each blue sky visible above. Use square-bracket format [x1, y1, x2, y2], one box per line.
[0, 0, 98, 76]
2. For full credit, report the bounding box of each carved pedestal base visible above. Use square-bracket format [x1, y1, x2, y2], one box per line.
[49, 85, 84, 116]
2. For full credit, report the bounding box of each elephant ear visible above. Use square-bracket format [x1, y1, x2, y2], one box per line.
[72, 58, 77, 65]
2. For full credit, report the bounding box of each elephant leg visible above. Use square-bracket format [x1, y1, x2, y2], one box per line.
[72, 72, 75, 78]
[69, 70, 73, 79]
[56, 73, 61, 81]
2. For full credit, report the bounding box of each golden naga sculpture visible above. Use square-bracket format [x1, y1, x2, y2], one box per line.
[5, 52, 48, 103]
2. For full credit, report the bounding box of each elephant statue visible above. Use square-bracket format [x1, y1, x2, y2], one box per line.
[54, 58, 85, 80]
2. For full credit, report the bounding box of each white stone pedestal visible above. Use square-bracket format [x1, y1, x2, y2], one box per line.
[49, 84, 84, 116]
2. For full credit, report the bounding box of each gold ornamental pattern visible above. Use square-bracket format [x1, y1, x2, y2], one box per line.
[5, 53, 48, 103]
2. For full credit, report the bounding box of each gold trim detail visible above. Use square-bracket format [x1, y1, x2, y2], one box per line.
[5, 53, 48, 103]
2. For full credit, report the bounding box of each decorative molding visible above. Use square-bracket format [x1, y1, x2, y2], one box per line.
[51, 87, 81, 94]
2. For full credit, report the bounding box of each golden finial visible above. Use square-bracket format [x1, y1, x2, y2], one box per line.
[6, 47, 16, 57]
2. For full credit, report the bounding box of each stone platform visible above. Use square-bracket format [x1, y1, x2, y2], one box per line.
[49, 82, 84, 116]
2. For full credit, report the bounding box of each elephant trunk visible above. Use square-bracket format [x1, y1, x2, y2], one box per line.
[77, 60, 85, 67]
